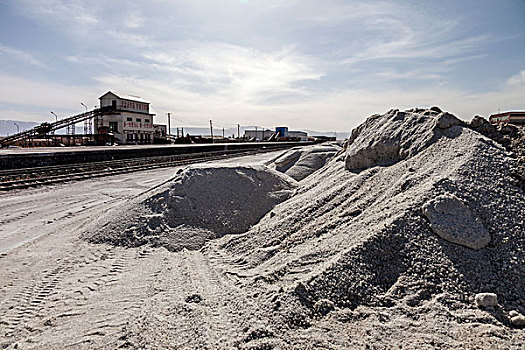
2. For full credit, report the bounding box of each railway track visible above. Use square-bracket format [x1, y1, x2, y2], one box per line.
[0, 146, 289, 191]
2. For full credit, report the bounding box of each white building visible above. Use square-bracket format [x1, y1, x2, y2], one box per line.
[244, 129, 274, 140]
[288, 131, 308, 141]
[97, 91, 156, 144]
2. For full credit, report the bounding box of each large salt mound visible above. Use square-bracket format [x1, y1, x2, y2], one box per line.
[269, 143, 341, 181]
[217, 108, 525, 333]
[86, 164, 296, 251]
[146, 165, 296, 234]
[345, 107, 464, 171]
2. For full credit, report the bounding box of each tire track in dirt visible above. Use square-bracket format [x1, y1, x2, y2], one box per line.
[121, 248, 278, 349]
[1, 259, 75, 337]
[184, 251, 239, 347]
[58, 246, 159, 349]
[0, 241, 138, 345]
[112, 249, 232, 349]
[2, 245, 150, 349]
[0, 211, 33, 226]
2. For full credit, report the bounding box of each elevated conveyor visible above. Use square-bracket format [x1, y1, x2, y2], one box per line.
[0, 106, 114, 148]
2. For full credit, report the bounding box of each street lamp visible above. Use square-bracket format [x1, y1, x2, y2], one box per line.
[81, 102, 91, 135]
[14, 122, 19, 134]
[49, 112, 59, 140]
[50, 111, 58, 137]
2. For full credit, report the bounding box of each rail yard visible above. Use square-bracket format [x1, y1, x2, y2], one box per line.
[0, 142, 309, 191]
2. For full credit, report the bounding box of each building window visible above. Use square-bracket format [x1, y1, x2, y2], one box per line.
[145, 119, 150, 123]
[109, 121, 118, 133]
[136, 118, 142, 122]
[127, 117, 132, 121]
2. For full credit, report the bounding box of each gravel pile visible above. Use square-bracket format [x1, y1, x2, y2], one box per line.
[217, 108, 525, 343]
[468, 116, 525, 186]
[268, 143, 341, 181]
[86, 164, 296, 251]
[84, 108, 524, 347]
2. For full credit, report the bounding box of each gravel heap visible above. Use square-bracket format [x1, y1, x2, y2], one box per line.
[86, 164, 296, 251]
[82, 108, 525, 347]
[268, 143, 341, 181]
[468, 116, 525, 185]
[218, 108, 525, 338]
[344, 106, 463, 171]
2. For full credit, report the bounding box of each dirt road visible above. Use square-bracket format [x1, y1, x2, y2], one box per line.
[0, 152, 282, 349]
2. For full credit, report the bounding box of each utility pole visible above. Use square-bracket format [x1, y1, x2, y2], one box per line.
[255, 126, 258, 140]
[210, 120, 214, 143]
[167, 113, 171, 137]
[237, 124, 240, 139]
[222, 127, 224, 139]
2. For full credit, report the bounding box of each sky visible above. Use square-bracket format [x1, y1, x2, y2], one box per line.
[0, 0, 524, 132]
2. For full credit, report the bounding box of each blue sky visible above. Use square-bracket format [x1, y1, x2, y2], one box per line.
[0, 0, 524, 132]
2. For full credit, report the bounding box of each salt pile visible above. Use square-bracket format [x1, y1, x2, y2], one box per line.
[86, 164, 296, 251]
[85, 107, 525, 347]
[268, 143, 341, 181]
[217, 108, 525, 340]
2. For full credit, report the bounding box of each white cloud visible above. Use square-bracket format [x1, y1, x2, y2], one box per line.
[343, 17, 488, 65]
[123, 12, 144, 29]
[0, 74, 97, 116]
[16, 0, 98, 26]
[0, 45, 47, 68]
[107, 31, 150, 48]
[142, 52, 175, 65]
[64, 40, 323, 107]
[139, 42, 323, 104]
[3, 0, 523, 132]
[507, 70, 525, 86]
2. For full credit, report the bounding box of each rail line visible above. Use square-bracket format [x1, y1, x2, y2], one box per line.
[0, 146, 290, 191]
